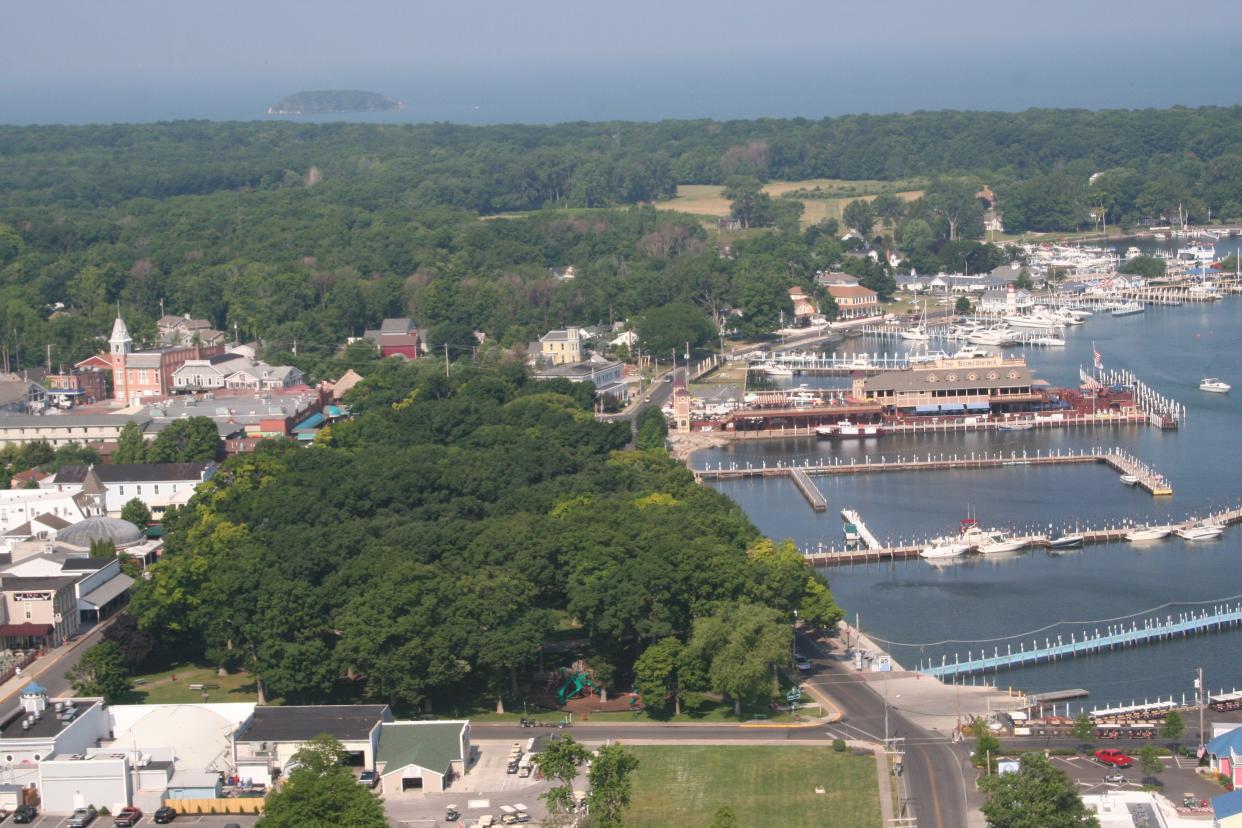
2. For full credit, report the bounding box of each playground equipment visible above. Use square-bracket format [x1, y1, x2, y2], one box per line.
[557, 668, 594, 704]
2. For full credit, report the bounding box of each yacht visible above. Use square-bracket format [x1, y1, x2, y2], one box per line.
[1200, 378, 1231, 394]
[1031, 335, 1066, 347]
[1003, 311, 1064, 330]
[1111, 302, 1145, 317]
[1048, 533, 1084, 550]
[1125, 246, 1142, 259]
[760, 363, 794, 377]
[968, 326, 1017, 347]
[907, 350, 950, 365]
[920, 538, 972, 559]
[976, 533, 1028, 555]
[1126, 525, 1173, 542]
[1119, 474, 1139, 486]
[900, 325, 929, 342]
[952, 345, 990, 359]
[1176, 525, 1224, 541]
[815, 419, 883, 439]
[998, 421, 1033, 431]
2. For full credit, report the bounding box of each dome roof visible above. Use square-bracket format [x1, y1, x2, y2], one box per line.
[56, 515, 144, 549]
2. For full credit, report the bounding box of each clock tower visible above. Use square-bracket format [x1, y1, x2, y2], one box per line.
[109, 314, 132, 403]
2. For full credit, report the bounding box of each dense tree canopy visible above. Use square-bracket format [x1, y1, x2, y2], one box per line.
[258, 735, 388, 828]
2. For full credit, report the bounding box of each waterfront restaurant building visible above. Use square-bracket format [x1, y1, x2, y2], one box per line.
[857, 356, 1040, 415]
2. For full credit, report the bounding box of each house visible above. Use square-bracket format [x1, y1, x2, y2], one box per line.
[330, 369, 364, 401]
[537, 329, 584, 366]
[0, 378, 48, 415]
[0, 488, 99, 535]
[610, 331, 639, 350]
[0, 573, 81, 648]
[107, 315, 226, 402]
[1214, 790, 1242, 826]
[171, 355, 303, 393]
[978, 288, 1034, 314]
[9, 469, 50, 489]
[788, 287, 818, 320]
[362, 318, 420, 360]
[531, 357, 628, 405]
[816, 272, 860, 288]
[157, 315, 226, 348]
[0, 413, 149, 449]
[550, 266, 576, 281]
[232, 704, 393, 785]
[3, 551, 133, 623]
[826, 285, 881, 320]
[375, 721, 471, 795]
[44, 463, 216, 516]
[1208, 726, 1242, 788]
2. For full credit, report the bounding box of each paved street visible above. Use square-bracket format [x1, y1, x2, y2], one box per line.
[12, 816, 258, 827]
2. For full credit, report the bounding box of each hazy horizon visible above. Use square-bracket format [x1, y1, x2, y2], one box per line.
[5, 0, 1242, 125]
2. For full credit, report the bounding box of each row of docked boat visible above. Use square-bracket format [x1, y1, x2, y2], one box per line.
[1126, 521, 1226, 542]
[920, 519, 1083, 559]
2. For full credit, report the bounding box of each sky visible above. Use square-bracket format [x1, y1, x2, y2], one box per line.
[4, 0, 1242, 124]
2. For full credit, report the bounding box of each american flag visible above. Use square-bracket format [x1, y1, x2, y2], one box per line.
[1093, 347, 1103, 371]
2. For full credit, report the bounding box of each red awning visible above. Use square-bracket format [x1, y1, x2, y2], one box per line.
[0, 624, 52, 637]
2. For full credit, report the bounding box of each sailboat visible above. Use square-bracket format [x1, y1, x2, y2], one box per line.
[900, 300, 930, 342]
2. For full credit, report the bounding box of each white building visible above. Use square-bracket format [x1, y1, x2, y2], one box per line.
[375, 721, 471, 796]
[43, 463, 216, 516]
[231, 704, 392, 785]
[0, 490, 99, 535]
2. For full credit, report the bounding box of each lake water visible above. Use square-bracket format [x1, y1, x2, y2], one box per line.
[698, 266, 1242, 710]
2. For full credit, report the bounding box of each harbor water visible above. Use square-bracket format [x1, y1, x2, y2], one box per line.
[698, 280, 1242, 710]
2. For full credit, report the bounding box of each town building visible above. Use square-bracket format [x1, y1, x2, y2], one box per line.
[978, 287, 1035, 314]
[362, 318, 420, 360]
[171, 353, 302, 393]
[536, 328, 583, 366]
[3, 551, 133, 624]
[107, 316, 225, 403]
[788, 286, 818, 321]
[0, 488, 101, 535]
[531, 356, 629, 406]
[0, 413, 151, 449]
[816, 272, 860, 288]
[0, 377, 48, 415]
[232, 704, 393, 785]
[44, 369, 109, 408]
[43, 463, 216, 516]
[855, 355, 1038, 414]
[1, 685, 108, 766]
[375, 721, 470, 795]
[826, 285, 881, 319]
[157, 314, 226, 348]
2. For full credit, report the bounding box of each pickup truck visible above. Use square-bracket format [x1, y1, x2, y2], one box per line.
[68, 805, 97, 827]
[1093, 748, 1134, 768]
[114, 806, 143, 826]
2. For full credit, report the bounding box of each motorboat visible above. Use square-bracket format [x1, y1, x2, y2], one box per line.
[907, 350, 950, 365]
[1003, 312, 1065, 330]
[920, 538, 971, 559]
[998, 421, 1033, 431]
[760, 363, 794, 377]
[952, 345, 990, 359]
[968, 326, 1017, 347]
[1111, 302, 1145, 317]
[815, 419, 883, 439]
[1125, 525, 1173, 542]
[1176, 525, 1224, 541]
[1048, 533, 1084, 550]
[1119, 474, 1139, 486]
[977, 534, 1029, 555]
[1200, 378, 1231, 394]
[1031, 335, 1066, 347]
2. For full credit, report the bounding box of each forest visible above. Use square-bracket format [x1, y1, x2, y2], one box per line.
[1, 107, 1240, 377]
[124, 360, 841, 711]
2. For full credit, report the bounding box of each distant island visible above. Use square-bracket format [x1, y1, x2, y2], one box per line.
[267, 90, 402, 115]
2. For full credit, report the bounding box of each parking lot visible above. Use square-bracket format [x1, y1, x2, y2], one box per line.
[385, 739, 574, 827]
[1048, 751, 1220, 805]
[9, 817, 259, 828]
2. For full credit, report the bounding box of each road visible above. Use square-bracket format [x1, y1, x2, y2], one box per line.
[0, 619, 113, 716]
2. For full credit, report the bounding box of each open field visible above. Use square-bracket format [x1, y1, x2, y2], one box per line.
[624, 745, 881, 828]
[128, 662, 265, 704]
[653, 179, 924, 227]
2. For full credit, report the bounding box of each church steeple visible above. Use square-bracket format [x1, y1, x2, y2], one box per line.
[110, 313, 132, 403]
[109, 315, 132, 356]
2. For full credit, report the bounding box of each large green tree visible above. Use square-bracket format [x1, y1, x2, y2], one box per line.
[147, 416, 223, 463]
[636, 302, 716, 359]
[66, 641, 131, 703]
[535, 734, 592, 815]
[634, 407, 669, 451]
[587, 744, 639, 828]
[980, 753, 1099, 828]
[258, 735, 387, 828]
[842, 199, 876, 240]
[113, 421, 147, 464]
[685, 602, 791, 716]
[634, 637, 685, 715]
[120, 498, 151, 528]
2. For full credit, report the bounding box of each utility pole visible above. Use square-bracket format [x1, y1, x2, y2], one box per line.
[1198, 666, 1205, 754]
[444, 344, 450, 378]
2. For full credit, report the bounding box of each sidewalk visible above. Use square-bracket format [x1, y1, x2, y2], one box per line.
[0, 618, 115, 709]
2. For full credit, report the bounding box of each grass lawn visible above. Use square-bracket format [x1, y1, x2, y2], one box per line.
[624, 746, 880, 828]
[127, 663, 265, 704]
[652, 179, 925, 228]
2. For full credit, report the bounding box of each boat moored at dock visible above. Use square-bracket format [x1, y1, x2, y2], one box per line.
[1126, 525, 1173, 542]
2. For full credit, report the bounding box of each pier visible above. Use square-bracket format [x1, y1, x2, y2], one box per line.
[696, 446, 1173, 498]
[788, 467, 827, 511]
[918, 602, 1242, 679]
[840, 508, 880, 550]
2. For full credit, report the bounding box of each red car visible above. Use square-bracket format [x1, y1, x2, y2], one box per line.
[114, 807, 143, 826]
[1094, 748, 1134, 768]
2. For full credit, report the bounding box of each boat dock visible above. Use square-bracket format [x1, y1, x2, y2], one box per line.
[840, 508, 881, 549]
[800, 503, 1242, 567]
[919, 602, 1242, 679]
[751, 351, 912, 375]
[788, 468, 827, 511]
[696, 446, 1173, 498]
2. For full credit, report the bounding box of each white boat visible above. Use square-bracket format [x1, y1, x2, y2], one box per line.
[1125, 246, 1142, 259]
[1048, 533, 1084, 550]
[1125, 525, 1173, 542]
[815, 419, 883, 439]
[760, 363, 794, 377]
[1119, 474, 1139, 486]
[1176, 525, 1224, 541]
[968, 326, 1017, 346]
[1200, 378, 1231, 394]
[1003, 312, 1064, 330]
[952, 345, 990, 359]
[920, 538, 971, 559]
[1031, 336, 1066, 347]
[900, 326, 929, 342]
[907, 350, 950, 365]
[998, 421, 1033, 431]
[1111, 302, 1145, 317]
[977, 534, 1028, 555]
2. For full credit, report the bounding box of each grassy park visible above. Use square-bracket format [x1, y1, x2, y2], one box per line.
[127, 663, 264, 704]
[624, 745, 881, 828]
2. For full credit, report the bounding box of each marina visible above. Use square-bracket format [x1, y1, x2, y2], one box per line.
[696, 283, 1242, 709]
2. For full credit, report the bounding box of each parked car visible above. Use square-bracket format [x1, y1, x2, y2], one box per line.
[152, 808, 177, 824]
[1094, 748, 1134, 768]
[358, 770, 379, 788]
[10, 805, 36, 824]
[795, 656, 812, 672]
[68, 806, 97, 828]
[1104, 772, 1126, 784]
[113, 806, 143, 826]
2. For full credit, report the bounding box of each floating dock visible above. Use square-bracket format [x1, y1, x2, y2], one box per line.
[788, 468, 826, 511]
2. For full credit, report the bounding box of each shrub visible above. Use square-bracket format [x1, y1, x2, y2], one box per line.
[832, 738, 847, 752]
